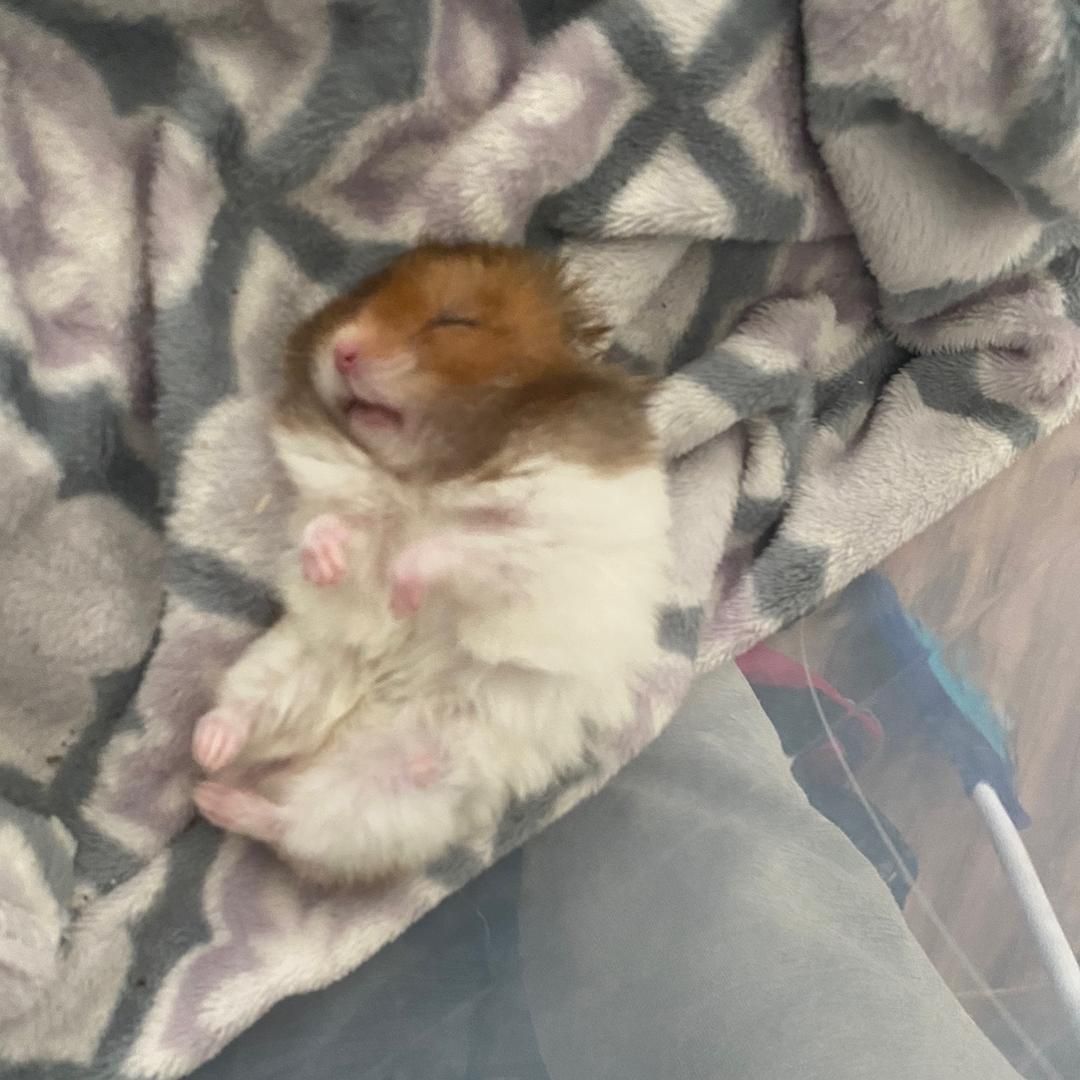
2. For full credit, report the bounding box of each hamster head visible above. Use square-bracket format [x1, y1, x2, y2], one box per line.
[279, 243, 610, 478]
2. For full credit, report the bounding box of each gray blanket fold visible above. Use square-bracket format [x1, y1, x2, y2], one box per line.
[1, 0, 1079, 1074]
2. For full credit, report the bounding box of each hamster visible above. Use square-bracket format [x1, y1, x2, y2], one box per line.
[191, 243, 671, 885]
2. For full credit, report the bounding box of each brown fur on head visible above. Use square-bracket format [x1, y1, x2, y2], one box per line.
[277, 243, 656, 481]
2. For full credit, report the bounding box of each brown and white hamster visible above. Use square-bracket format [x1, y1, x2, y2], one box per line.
[191, 243, 671, 885]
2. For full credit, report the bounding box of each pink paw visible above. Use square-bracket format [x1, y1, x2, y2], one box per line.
[194, 782, 283, 843]
[192, 707, 251, 772]
[389, 537, 461, 618]
[301, 514, 350, 586]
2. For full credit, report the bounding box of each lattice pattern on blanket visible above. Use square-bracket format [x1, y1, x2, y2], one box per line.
[2, 0, 1079, 1074]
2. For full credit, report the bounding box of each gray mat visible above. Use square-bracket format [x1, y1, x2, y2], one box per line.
[195, 665, 1020, 1080]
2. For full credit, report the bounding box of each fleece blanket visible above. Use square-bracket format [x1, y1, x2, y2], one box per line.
[2, 0, 1080, 1075]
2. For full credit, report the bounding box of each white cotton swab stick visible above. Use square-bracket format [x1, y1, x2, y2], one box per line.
[972, 782, 1080, 1051]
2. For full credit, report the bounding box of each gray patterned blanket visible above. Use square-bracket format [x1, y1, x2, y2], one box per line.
[2, 0, 1079, 1075]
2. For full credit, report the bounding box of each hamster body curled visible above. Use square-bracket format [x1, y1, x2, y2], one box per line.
[191, 243, 671, 885]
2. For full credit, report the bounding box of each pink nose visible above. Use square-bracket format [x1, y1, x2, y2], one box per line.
[333, 340, 362, 374]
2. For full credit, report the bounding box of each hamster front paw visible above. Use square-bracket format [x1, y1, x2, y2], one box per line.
[388, 534, 464, 617]
[300, 513, 350, 586]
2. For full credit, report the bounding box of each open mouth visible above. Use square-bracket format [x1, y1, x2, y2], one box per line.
[345, 396, 405, 430]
